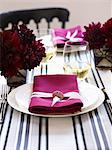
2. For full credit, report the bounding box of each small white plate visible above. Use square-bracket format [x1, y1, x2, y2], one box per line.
[7, 82, 104, 117]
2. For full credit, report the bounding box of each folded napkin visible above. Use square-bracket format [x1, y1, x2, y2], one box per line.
[53, 26, 87, 48]
[29, 74, 83, 115]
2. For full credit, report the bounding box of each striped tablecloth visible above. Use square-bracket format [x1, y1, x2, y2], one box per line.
[0, 53, 112, 150]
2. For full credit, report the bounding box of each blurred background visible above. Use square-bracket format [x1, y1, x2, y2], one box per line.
[0, 0, 112, 28]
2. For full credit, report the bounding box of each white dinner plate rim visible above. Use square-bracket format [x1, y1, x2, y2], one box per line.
[7, 83, 105, 117]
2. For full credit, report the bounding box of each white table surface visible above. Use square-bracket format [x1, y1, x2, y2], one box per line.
[0, 52, 112, 150]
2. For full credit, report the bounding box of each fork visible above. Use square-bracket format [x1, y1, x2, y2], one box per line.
[0, 84, 9, 123]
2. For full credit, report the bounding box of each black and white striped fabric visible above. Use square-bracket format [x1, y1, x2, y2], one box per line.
[0, 52, 112, 150]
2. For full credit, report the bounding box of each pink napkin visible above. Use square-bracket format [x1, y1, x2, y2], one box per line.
[53, 26, 87, 47]
[29, 74, 83, 115]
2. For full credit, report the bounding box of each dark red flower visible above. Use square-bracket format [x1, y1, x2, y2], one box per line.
[83, 18, 112, 50]
[102, 18, 112, 49]
[11, 32, 21, 49]
[102, 18, 112, 37]
[83, 22, 105, 49]
[0, 24, 46, 77]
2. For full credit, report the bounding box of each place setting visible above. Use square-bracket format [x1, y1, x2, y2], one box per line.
[3, 25, 105, 118]
[7, 73, 105, 117]
[0, 6, 112, 150]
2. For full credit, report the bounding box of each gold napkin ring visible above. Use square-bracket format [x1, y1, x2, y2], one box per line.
[52, 90, 64, 100]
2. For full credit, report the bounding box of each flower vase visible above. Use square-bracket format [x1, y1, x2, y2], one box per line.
[94, 48, 112, 69]
[7, 69, 26, 87]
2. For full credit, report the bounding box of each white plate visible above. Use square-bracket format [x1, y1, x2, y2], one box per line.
[7, 82, 104, 117]
[15, 82, 99, 109]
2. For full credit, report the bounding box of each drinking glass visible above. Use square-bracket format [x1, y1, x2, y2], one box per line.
[63, 42, 91, 80]
[36, 29, 57, 63]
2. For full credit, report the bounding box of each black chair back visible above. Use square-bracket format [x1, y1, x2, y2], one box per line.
[0, 7, 70, 30]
